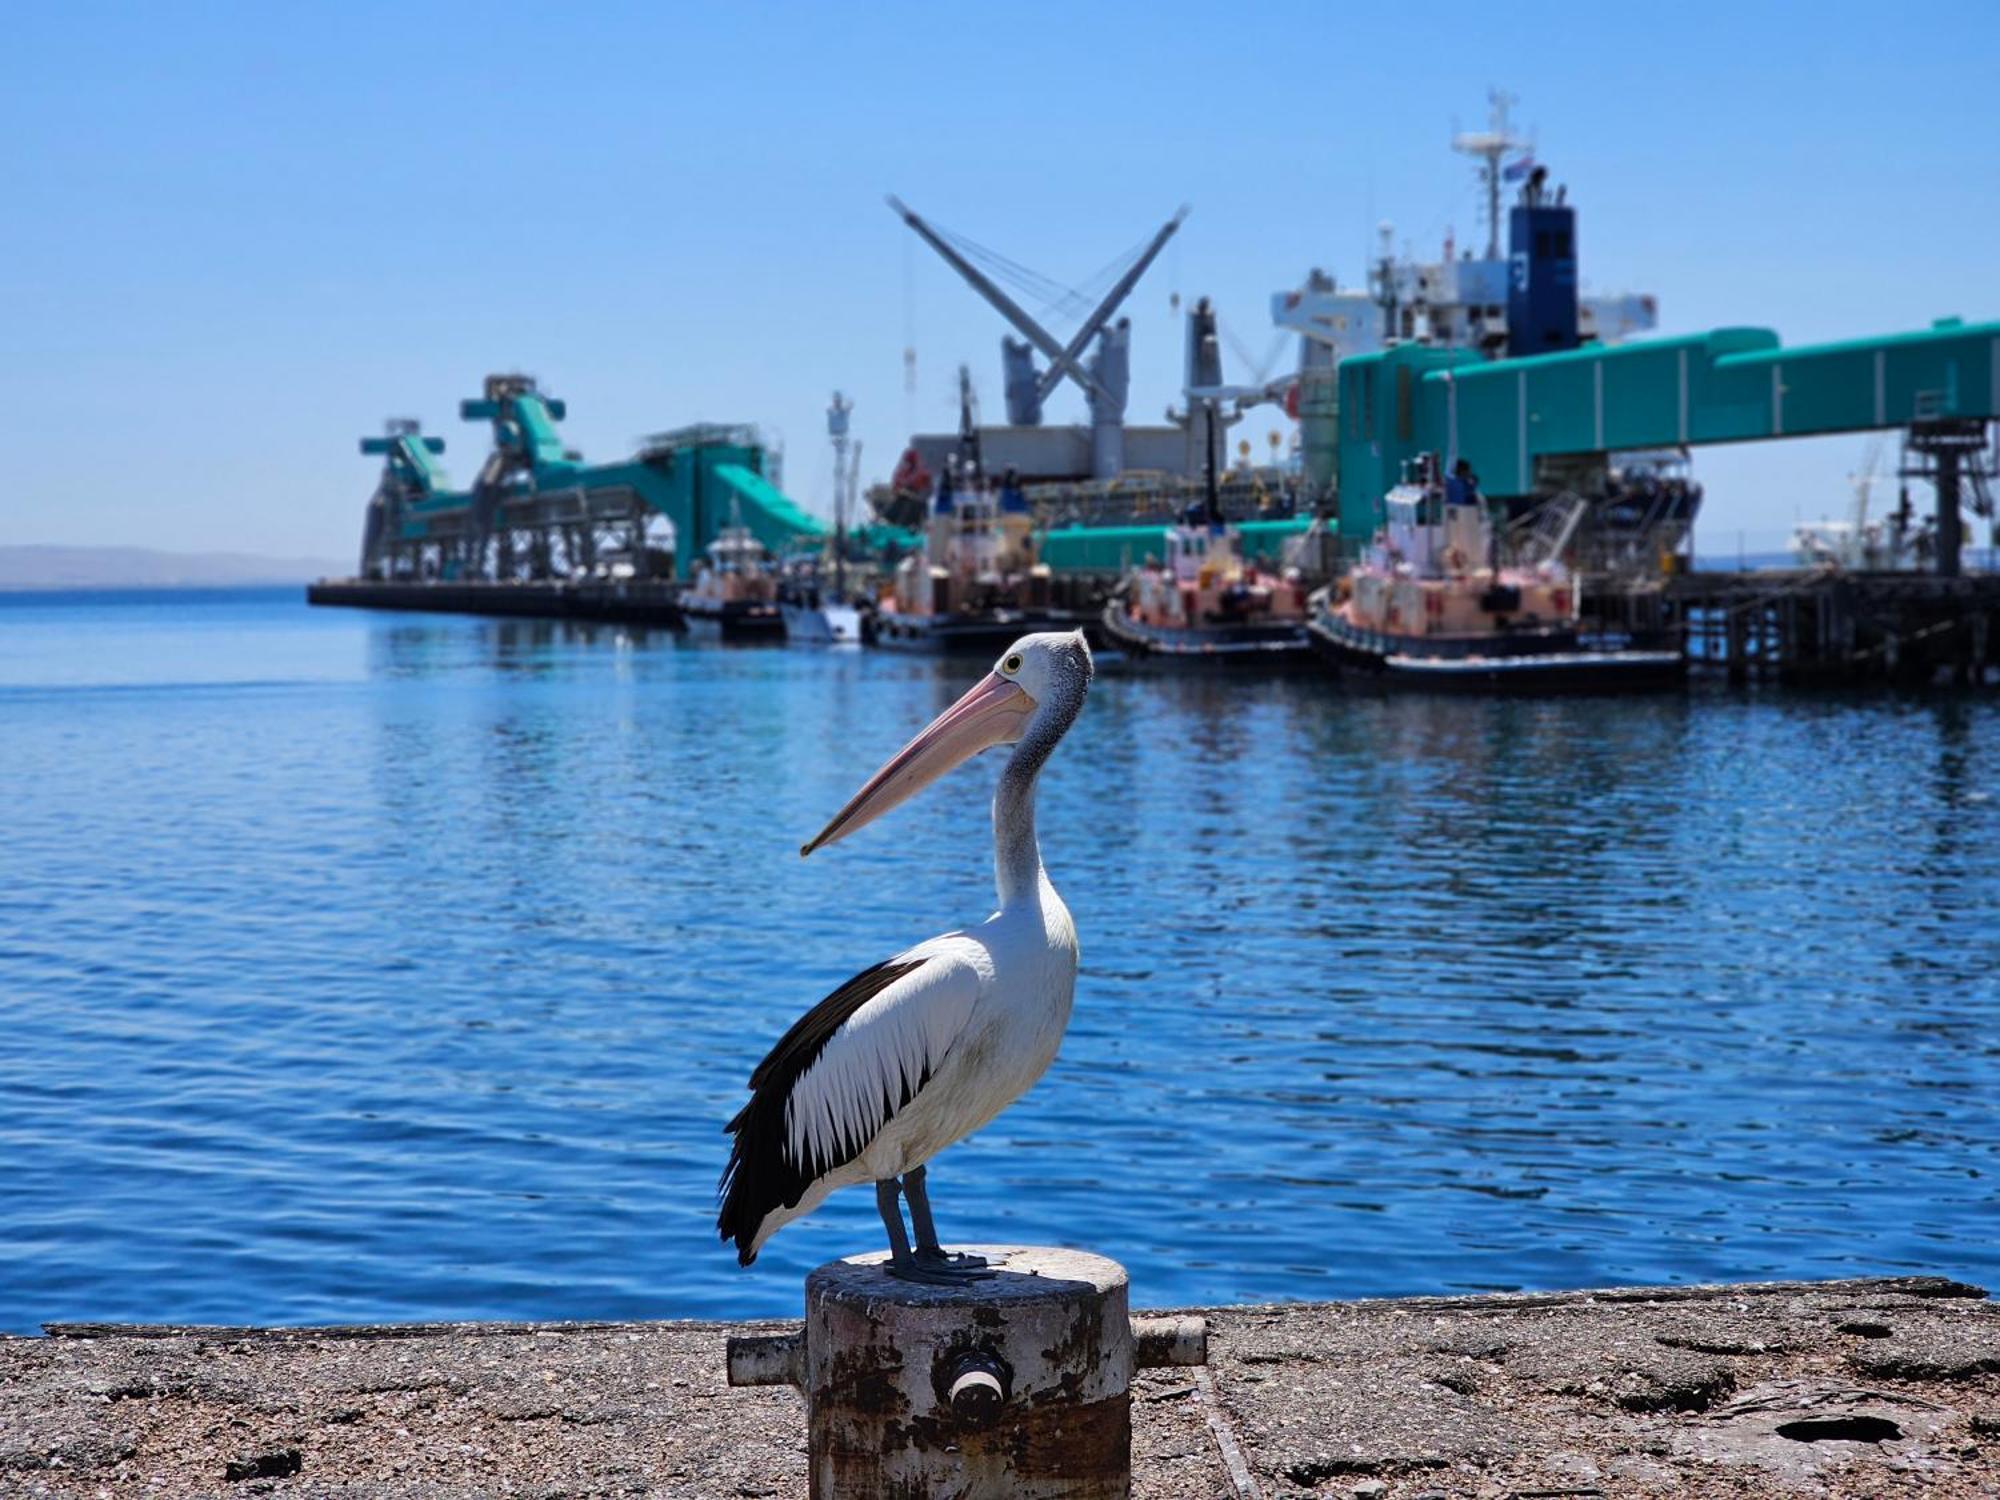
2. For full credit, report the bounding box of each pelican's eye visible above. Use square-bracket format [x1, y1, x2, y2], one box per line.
[1003, 653, 1023, 674]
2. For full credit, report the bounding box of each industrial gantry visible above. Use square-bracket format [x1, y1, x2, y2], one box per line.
[357, 375, 825, 582]
[1336, 319, 2000, 575]
[1319, 179, 1999, 576]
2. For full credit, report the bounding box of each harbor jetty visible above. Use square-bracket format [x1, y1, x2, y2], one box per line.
[4, 1275, 1993, 1497]
[1667, 568, 2000, 684]
[306, 577, 686, 630]
[312, 383, 822, 624]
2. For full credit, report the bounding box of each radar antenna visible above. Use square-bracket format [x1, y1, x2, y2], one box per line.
[1452, 89, 1528, 260]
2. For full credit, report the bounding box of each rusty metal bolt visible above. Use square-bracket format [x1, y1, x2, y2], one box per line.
[940, 1351, 1010, 1423]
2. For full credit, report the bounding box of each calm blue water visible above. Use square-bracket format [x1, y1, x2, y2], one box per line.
[1, 588, 1996, 1333]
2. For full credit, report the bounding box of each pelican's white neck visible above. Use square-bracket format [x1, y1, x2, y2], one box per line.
[992, 752, 1045, 908]
[987, 635, 1090, 909]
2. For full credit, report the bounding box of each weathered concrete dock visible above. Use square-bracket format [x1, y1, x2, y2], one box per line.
[3, 1276, 1994, 1498]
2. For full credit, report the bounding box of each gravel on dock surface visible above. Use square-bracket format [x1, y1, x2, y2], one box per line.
[1, 1276, 1994, 1498]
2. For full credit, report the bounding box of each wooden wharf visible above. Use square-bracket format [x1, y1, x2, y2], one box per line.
[1657, 570, 2000, 685]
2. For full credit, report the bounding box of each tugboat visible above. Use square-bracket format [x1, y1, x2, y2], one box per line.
[1308, 456, 1683, 689]
[682, 522, 784, 642]
[873, 467, 1061, 651]
[872, 367, 1064, 653]
[1100, 520, 1311, 665]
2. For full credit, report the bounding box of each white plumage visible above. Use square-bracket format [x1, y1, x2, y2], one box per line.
[719, 631, 1093, 1278]
[782, 940, 984, 1187]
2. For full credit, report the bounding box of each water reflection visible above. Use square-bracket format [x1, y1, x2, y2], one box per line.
[364, 615, 685, 679]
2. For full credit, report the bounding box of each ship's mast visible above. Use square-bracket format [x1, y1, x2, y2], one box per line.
[1370, 221, 1399, 346]
[827, 391, 852, 595]
[1452, 89, 1526, 260]
[955, 365, 982, 481]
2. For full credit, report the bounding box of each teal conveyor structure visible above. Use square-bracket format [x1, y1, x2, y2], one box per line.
[1336, 318, 2000, 574]
[358, 375, 824, 582]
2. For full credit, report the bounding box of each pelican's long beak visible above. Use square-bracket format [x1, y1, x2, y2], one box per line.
[802, 672, 1035, 856]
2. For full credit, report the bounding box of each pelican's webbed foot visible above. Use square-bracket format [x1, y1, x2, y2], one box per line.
[876, 1171, 995, 1284]
[916, 1246, 991, 1273]
[885, 1248, 995, 1285]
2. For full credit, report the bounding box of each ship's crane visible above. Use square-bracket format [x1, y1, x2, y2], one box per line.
[1175, 297, 1303, 516]
[886, 196, 1188, 479]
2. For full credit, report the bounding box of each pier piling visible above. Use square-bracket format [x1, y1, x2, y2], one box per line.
[725, 1246, 1205, 1499]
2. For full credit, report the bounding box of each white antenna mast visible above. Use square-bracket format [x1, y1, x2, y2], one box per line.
[827, 392, 853, 593]
[1452, 89, 1526, 260]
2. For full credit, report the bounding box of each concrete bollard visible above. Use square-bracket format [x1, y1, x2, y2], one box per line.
[726, 1245, 1205, 1499]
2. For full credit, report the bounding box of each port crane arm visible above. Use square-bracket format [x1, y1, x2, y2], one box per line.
[1184, 379, 1292, 408]
[886, 194, 1113, 407]
[1029, 206, 1190, 406]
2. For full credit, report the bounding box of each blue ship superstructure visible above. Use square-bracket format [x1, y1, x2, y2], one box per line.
[1272, 94, 1658, 502]
[1506, 168, 1580, 359]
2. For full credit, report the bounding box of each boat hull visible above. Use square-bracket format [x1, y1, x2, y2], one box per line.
[682, 597, 785, 642]
[872, 609, 1075, 654]
[1308, 613, 1685, 692]
[1099, 601, 1312, 667]
[780, 599, 864, 645]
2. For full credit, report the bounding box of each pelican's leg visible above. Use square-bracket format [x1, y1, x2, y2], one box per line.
[902, 1165, 991, 1274]
[875, 1178, 914, 1262]
[876, 1177, 981, 1286]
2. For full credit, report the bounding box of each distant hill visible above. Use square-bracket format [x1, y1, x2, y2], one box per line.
[0, 545, 350, 590]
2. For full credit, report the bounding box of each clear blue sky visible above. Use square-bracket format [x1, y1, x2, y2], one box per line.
[4, 1, 1995, 560]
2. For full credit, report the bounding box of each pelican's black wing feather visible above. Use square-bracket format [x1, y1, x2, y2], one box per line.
[717, 957, 926, 1264]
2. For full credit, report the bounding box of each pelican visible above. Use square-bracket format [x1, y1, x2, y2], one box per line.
[718, 630, 1093, 1282]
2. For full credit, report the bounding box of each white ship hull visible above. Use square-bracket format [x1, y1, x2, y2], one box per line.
[781, 599, 863, 645]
